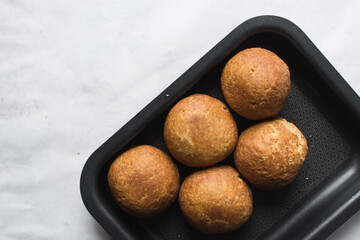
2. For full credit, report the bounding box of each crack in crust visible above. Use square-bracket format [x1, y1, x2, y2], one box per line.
[221, 47, 291, 120]
[234, 118, 308, 189]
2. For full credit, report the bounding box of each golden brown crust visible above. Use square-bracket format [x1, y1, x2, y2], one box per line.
[234, 118, 308, 189]
[164, 94, 238, 167]
[179, 166, 253, 233]
[107, 145, 180, 217]
[221, 47, 291, 120]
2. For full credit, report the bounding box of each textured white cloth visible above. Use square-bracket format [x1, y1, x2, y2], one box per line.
[1, 1, 359, 239]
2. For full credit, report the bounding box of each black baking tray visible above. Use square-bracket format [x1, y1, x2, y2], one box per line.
[80, 16, 360, 240]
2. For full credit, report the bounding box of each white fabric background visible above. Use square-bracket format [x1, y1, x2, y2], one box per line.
[1, 1, 359, 239]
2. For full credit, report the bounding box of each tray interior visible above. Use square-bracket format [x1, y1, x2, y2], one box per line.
[97, 32, 356, 239]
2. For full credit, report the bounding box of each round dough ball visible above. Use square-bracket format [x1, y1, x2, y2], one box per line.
[164, 94, 238, 167]
[107, 145, 180, 217]
[221, 47, 291, 120]
[234, 118, 308, 189]
[179, 165, 253, 234]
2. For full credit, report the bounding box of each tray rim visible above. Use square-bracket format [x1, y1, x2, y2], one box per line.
[80, 15, 360, 240]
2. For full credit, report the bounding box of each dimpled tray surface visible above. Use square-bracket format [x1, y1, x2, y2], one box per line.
[80, 16, 360, 240]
